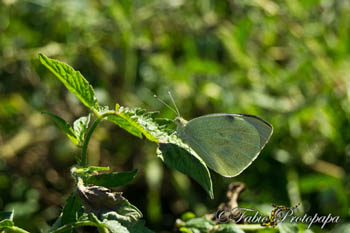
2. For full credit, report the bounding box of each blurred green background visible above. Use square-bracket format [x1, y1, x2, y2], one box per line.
[0, 0, 349, 232]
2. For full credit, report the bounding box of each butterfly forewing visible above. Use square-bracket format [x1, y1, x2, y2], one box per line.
[179, 114, 273, 177]
[239, 114, 273, 148]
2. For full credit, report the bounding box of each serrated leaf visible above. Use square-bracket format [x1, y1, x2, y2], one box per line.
[114, 106, 158, 141]
[39, 54, 99, 111]
[61, 193, 83, 227]
[85, 169, 138, 188]
[106, 105, 169, 143]
[101, 204, 143, 227]
[103, 220, 129, 233]
[73, 114, 91, 143]
[104, 105, 214, 199]
[107, 115, 143, 139]
[157, 135, 213, 199]
[42, 112, 80, 146]
[128, 220, 154, 233]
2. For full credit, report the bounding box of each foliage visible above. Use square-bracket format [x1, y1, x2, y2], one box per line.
[0, 210, 29, 233]
[37, 53, 264, 231]
[0, 0, 349, 232]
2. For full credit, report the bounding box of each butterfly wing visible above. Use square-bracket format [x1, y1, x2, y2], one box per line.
[178, 114, 273, 177]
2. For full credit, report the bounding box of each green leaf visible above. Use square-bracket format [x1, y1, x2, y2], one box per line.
[77, 180, 142, 227]
[157, 139, 214, 199]
[85, 169, 138, 188]
[105, 105, 214, 198]
[178, 217, 215, 233]
[179, 227, 195, 233]
[49, 220, 103, 233]
[278, 222, 299, 233]
[0, 219, 14, 227]
[332, 224, 350, 233]
[39, 54, 99, 111]
[215, 224, 245, 233]
[101, 204, 143, 227]
[103, 220, 129, 233]
[0, 211, 14, 221]
[103, 105, 214, 198]
[73, 114, 91, 144]
[0, 211, 30, 233]
[42, 112, 80, 146]
[107, 115, 143, 139]
[128, 220, 154, 233]
[106, 105, 169, 143]
[88, 213, 111, 233]
[61, 193, 83, 227]
[181, 212, 196, 221]
[48, 216, 62, 233]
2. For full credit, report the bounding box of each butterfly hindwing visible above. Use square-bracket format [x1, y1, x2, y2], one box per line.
[177, 114, 273, 177]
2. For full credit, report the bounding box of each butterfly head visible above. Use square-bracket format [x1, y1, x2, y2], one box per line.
[174, 117, 187, 127]
[174, 117, 188, 139]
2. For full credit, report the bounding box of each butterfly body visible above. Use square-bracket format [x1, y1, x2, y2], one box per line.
[175, 114, 273, 177]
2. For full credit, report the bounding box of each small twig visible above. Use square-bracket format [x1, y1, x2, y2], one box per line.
[206, 182, 246, 223]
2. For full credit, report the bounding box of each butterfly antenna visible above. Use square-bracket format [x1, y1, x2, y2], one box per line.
[153, 94, 178, 115]
[168, 91, 181, 117]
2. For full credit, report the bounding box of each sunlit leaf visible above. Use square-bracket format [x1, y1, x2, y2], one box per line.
[42, 111, 80, 146]
[177, 217, 215, 233]
[103, 220, 129, 233]
[107, 114, 143, 139]
[85, 169, 138, 188]
[39, 54, 100, 111]
[73, 114, 91, 144]
[105, 105, 169, 143]
[0, 219, 14, 227]
[128, 220, 154, 233]
[0, 211, 29, 232]
[103, 105, 214, 198]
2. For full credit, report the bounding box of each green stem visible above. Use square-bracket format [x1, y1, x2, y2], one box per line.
[80, 111, 115, 167]
[50, 220, 101, 233]
[2, 226, 30, 233]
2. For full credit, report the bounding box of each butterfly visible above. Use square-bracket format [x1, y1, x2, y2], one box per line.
[156, 93, 273, 177]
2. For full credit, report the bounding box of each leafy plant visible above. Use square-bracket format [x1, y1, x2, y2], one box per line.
[32, 53, 221, 232]
[1, 53, 324, 232]
[0, 210, 29, 233]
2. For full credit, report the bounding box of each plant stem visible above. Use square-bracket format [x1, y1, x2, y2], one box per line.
[3, 226, 30, 233]
[50, 220, 101, 233]
[80, 111, 115, 167]
[236, 224, 266, 230]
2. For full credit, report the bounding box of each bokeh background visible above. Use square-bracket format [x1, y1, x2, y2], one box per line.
[0, 0, 349, 232]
